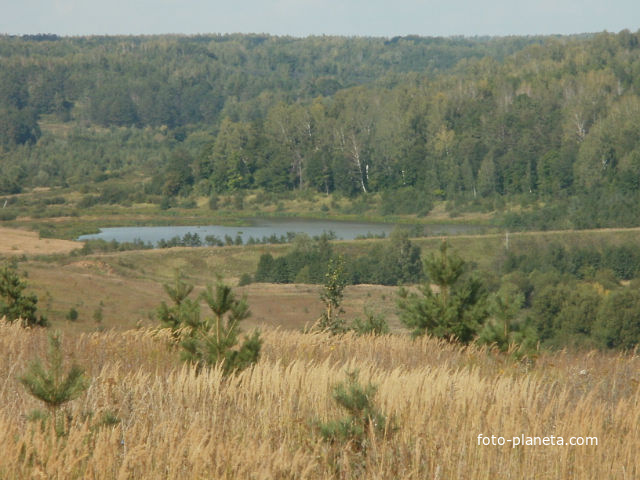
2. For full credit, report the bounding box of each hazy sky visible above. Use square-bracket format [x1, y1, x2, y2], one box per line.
[1, 0, 638, 38]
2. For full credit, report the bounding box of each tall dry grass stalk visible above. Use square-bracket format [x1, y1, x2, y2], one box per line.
[0, 319, 638, 478]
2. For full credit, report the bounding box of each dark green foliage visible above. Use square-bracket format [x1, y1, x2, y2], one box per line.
[0, 262, 48, 327]
[594, 288, 640, 350]
[254, 253, 276, 283]
[66, 307, 78, 322]
[254, 233, 333, 284]
[529, 281, 602, 347]
[19, 333, 89, 434]
[0, 105, 40, 147]
[502, 242, 640, 281]
[182, 329, 261, 376]
[2, 32, 640, 228]
[476, 283, 537, 355]
[254, 231, 422, 286]
[182, 281, 261, 375]
[351, 310, 389, 336]
[398, 242, 488, 343]
[156, 273, 199, 334]
[349, 229, 423, 285]
[157, 275, 261, 375]
[380, 187, 433, 216]
[318, 371, 393, 452]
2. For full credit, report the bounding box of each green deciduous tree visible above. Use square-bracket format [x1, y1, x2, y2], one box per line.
[594, 287, 640, 350]
[317, 256, 347, 334]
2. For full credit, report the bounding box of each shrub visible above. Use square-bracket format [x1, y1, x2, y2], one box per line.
[66, 307, 79, 322]
[351, 310, 389, 335]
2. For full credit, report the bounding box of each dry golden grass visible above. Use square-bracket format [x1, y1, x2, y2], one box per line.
[0, 227, 81, 256]
[1, 320, 639, 479]
[21, 257, 401, 333]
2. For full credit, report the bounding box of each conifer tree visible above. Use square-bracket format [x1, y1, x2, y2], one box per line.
[0, 262, 48, 327]
[157, 275, 261, 375]
[398, 241, 488, 343]
[19, 333, 89, 434]
[477, 283, 526, 352]
[156, 272, 201, 336]
[319, 371, 393, 452]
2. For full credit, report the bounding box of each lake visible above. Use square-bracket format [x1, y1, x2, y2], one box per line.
[77, 218, 484, 246]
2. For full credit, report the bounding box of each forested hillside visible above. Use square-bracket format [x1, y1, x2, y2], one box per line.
[2, 31, 640, 228]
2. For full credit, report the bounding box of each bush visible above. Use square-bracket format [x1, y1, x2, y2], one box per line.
[0, 209, 17, 221]
[351, 310, 389, 335]
[66, 307, 79, 322]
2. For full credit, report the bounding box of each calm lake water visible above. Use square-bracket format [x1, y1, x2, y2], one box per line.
[77, 218, 483, 246]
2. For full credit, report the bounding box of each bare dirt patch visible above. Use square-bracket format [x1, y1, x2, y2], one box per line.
[0, 227, 81, 256]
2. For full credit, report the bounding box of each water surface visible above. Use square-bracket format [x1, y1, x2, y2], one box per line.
[77, 218, 483, 246]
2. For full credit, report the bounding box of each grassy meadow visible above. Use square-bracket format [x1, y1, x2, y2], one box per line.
[4, 224, 640, 477]
[1, 321, 638, 479]
[6, 223, 640, 333]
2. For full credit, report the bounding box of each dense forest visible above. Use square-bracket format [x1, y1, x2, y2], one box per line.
[1, 31, 640, 228]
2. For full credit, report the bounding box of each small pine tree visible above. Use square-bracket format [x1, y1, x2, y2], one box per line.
[319, 371, 393, 452]
[182, 282, 261, 375]
[19, 333, 89, 434]
[157, 274, 261, 375]
[0, 262, 48, 327]
[156, 273, 201, 337]
[477, 283, 528, 352]
[398, 241, 488, 343]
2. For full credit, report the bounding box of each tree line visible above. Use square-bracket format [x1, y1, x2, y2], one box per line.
[2, 31, 640, 228]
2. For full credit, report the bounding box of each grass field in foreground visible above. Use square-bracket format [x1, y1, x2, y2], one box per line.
[0, 321, 637, 479]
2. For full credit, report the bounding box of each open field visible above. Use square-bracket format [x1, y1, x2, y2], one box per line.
[16, 243, 401, 333]
[24, 264, 403, 334]
[0, 227, 82, 256]
[0, 321, 638, 478]
[4, 225, 640, 477]
[5, 224, 640, 333]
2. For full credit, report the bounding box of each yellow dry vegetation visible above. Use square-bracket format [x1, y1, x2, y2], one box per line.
[0, 320, 638, 479]
[0, 227, 81, 255]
